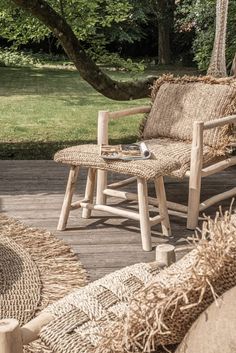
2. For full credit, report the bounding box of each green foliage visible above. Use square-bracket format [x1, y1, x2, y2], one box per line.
[95, 52, 146, 73]
[0, 0, 150, 71]
[3, 0, 236, 74]
[0, 48, 40, 67]
[0, 47, 145, 72]
[193, 29, 215, 71]
[0, 1, 49, 46]
[0, 48, 72, 67]
[226, 3, 236, 62]
[0, 0, 148, 49]
[176, 0, 236, 71]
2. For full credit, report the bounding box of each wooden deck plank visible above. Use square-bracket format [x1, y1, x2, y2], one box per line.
[0, 160, 235, 281]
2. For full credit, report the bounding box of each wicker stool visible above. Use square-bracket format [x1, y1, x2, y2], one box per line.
[55, 151, 171, 251]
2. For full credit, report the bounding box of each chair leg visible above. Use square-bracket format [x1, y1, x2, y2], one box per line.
[154, 176, 171, 236]
[96, 170, 107, 205]
[187, 121, 203, 230]
[187, 177, 201, 229]
[57, 165, 79, 231]
[137, 177, 152, 251]
[0, 319, 23, 353]
[82, 168, 96, 219]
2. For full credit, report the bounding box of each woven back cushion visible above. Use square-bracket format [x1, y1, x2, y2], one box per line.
[143, 76, 236, 152]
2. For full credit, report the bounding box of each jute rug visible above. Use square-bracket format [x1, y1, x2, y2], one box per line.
[0, 214, 88, 353]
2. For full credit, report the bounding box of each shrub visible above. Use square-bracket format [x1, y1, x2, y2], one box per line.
[89, 49, 146, 73]
[0, 48, 39, 67]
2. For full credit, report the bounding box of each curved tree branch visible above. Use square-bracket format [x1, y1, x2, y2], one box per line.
[11, 0, 157, 100]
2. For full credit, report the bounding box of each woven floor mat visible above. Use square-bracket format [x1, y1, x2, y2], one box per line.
[0, 235, 41, 325]
[0, 214, 88, 353]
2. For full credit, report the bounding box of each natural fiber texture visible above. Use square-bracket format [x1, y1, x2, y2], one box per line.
[55, 75, 235, 179]
[0, 214, 88, 353]
[94, 209, 236, 353]
[39, 210, 236, 353]
[40, 262, 162, 353]
[0, 236, 41, 325]
[54, 138, 219, 180]
[142, 75, 236, 154]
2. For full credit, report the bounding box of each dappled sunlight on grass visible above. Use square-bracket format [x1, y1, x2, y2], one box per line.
[0, 65, 198, 158]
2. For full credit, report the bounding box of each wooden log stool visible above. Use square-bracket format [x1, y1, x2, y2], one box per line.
[56, 162, 171, 251]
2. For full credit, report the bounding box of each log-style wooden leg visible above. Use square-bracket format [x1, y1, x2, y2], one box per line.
[57, 165, 79, 231]
[82, 168, 96, 219]
[96, 110, 109, 205]
[21, 312, 53, 346]
[187, 122, 204, 229]
[96, 170, 107, 205]
[137, 177, 152, 251]
[155, 244, 176, 267]
[187, 180, 202, 229]
[154, 177, 171, 236]
[0, 319, 23, 353]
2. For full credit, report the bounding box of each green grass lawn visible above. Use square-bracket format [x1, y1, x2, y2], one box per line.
[0, 65, 198, 159]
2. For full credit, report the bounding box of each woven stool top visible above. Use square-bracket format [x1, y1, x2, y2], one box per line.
[54, 138, 219, 180]
[0, 235, 41, 325]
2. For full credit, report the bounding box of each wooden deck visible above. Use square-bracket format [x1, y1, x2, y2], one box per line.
[0, 160, 235, 282]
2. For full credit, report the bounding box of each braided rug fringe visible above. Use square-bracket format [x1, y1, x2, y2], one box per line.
[95, 209, 236, 353]
[0, 214, 88, 353]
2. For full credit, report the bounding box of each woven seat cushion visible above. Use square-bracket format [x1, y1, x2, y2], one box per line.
[40, 213, 236, 353]
[54, 138, 216, 180]
[142, 75, 236, 153]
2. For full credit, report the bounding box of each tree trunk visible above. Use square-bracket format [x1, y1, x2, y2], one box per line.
[156, 0, 174, 65]
[207, 0, 229, 77]
[10, 0, 157, 101]
[158, 21, 171, 65]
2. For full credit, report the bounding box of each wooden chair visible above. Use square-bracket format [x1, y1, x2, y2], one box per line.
[95, 76, 236, 230]
[54, 75, 236, 248]
[55, 113, 171, 251]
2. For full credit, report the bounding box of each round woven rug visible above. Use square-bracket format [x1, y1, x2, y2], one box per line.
[0, 236, 41, 325]
[0, 214, 88, 353]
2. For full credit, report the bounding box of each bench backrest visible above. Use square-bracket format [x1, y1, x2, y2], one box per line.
[142, 75, 236, 153]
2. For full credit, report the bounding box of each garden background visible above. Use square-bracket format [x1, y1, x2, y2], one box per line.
[0, 0, 235, 159]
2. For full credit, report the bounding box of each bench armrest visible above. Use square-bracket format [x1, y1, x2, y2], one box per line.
[203, 115, 236, 130]
[189, 116, 236, 186]
[97, 106, 151, 144]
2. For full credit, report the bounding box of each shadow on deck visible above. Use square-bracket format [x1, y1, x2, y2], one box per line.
[0, 160, 235, 281]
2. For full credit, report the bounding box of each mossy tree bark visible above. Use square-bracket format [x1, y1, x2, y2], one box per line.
[10, 0, 157, 101]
